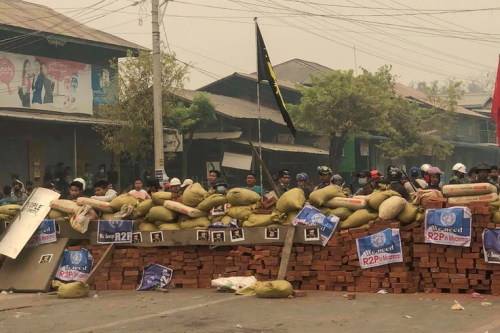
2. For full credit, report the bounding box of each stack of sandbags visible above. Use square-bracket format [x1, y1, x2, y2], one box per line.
[109, 194, 138, 211]
[309, 186, 346, 206]
[273, 188, 306, 226]
[225, 188, 261, 225]
[443, 183, 498, 205]
[0, 204, 21, 221]
[181, 183, 207, 207]
[50, 200, 80, 216]
[147, 206, 180, 230]
[77, 197, 114, 213]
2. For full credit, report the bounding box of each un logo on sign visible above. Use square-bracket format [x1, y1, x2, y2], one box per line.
[371, 232, 386, 248]
[440, 211, 456, 227]
[311, 213, 324, 225]
[109, 221, 124, 229]
[70, 251, 83, 265]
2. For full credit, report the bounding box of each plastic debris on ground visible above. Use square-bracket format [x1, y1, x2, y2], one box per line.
[472, 292, 484, 299]
[451, 300, 465, 311]
[481, 302, 493, 307]
[404, 315, 413, 319]
[343, 293, 356, 300]
[377, 289, 388, 294]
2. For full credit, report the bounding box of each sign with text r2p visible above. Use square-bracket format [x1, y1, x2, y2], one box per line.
[483, 229, 500, 264]
[356, 228, 403, 269]
[424, 207, 471, 247]
[97, 220, 133, 244]
[56, 249, 94, 282]
[26, 219, 57, 247]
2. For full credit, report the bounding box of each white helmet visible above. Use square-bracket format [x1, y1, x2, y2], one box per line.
[452, 163, 466, 174]
[73, 177, 86, 190]
[420, 164, 431, 172]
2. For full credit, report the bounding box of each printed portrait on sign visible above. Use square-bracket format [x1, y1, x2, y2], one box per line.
[265, 227, 279, 240]
[151, 232, 163, 243]
[230, 229, 245, 242]
[305, 228, 320, 241]
[197, 230, 208, 242]
[212, 231, 225, 243]
[39, 254, 53, 264]
[132, 232, 142, 244]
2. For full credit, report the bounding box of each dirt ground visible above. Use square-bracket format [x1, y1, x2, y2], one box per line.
[0, 289, 499, 333]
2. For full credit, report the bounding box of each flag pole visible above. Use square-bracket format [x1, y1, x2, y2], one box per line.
[254, 17, 264, 195]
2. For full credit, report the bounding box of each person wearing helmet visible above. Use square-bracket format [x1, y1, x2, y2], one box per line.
[449, 163, 467, 185]
[472, 163, 492, 184]
[405, 166, 427, 194]
[276, 169, 291, 195]
[426, 167, 443, 191]
[420, 164, 432, 183]
[213, 180, 228, 195]
[314, 166, 333, 191]
[387, 168, 410, 200]
[330, 174, 343, 187]
[489, 165, 499, 186]
[355, 170, 377, 196]
[296, 173, 313, 199]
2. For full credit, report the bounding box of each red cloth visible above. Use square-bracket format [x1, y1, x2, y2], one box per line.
[492, 55, 500, 146]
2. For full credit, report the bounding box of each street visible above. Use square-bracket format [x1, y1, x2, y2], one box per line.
[0, 289, 499, 333]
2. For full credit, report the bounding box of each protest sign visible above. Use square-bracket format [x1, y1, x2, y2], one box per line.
[318, 215, 339, 246]
[97, 220, 133, 244]
[26, 219, 57, 247]
[424, 207, 471, 247]
[137, 264, 173, 291]
[56, 249, 94, 282]
[483, 229, 500, 264]
[292, 205, 326, 226]
[357, 228, 403, 269]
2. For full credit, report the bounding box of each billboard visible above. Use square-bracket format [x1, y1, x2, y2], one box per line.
[0, 51, 92, 114]
[92, 64, 116, 105]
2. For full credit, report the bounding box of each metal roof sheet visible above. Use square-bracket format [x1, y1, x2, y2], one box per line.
[457, 92, 492, 109]
[0, 109, 115, 124]
[0, 0, 145, 50]
[232, 139, 328, 155]
[262, 58, 332, 85]
[193, 131, 242, 140]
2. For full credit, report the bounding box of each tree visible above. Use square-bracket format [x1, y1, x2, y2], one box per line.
[165, 92, 217, 179]
[289, 66, 394, 172]
[94, 50, 188, 163]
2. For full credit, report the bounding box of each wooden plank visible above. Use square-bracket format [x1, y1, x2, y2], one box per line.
[277, 226, 295, 280]
[84, 244, 115, 285]
[248, 139, 281, 198]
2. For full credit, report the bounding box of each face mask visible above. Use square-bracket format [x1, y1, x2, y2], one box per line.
[359, 178, 367, 185]
[216, 186, 226, 194]
[492, 176, 499, 181]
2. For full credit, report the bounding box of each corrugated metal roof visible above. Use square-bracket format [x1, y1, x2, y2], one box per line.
[393, 83, 487, 119]
[458, 92, 492, 109]
[269, 58, 332, 85]
[0, 109, 115, 124]
[193, 131, 242, 140]
[233, 139, 328, 155]
[0, 0, 145, 50]
[173, 89, 286, 125]
[234, 72, 299, 91]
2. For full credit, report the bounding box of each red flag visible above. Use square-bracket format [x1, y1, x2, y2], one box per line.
[492, 55, 500, 146]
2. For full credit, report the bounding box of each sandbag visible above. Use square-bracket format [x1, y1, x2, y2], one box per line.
[318, 206, 331, 215]
[379, 196, 407, 220]
[147, 206, 178, 223]
[180, 217, 210, 229]
[70, 205, 98, 233]
[243, 214, 275, 227]
[109, 194, 138, 211]
[309, 186, 345, 206]
[325, 197, 368, 211]
[50, 200, 79, 214]
[330, 207, 354, 220]
[415, 212, 425, 223]
[46, 209, 67, 220]
[133, 219, 146, 230]
[57, 281, 89, 299]
[182, 183, 207, 207]
[226, 188, 261, 206]
[151, 192, 173, 206]
[164, 200, 208, 218]
[135, 199, 154, 218]
[139, 222, 157, 231]
[0, 214, 11, 221]
[158, 223, 181, 230]
[489, 201, 500, 214]
[255, 281, 293, 298]
[492, 212, 500, 224]
[448, 193, 499, 205]
[397, 203, 420, 225]
[275, 188, 306, 213]
[178, 214, 189, 223]
[341, 209, 378, 229]
[197, 194, 228, 212]
[220, 215, 236, 226]
[77, 197, 114, 213]
[282, 210, 300, 226]
[443, 183, 497, 197]
[227, 206, 253, 221]
[368, 190, 401, 210]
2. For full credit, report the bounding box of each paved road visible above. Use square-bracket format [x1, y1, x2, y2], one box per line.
[0, 289, 499, 333]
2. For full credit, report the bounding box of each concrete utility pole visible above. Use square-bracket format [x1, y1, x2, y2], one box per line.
[152, 0, 164, 176]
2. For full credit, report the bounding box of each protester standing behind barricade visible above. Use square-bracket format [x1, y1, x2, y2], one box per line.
[95, 164, 108, 182]
[0, 186, 14, 204]
[449, 163, 467, 185]
[355, 170, 376, 196]
[129, 179, 151, 200]
[472, 163, 495, 185]
[275, 169, 291, 195]
[25, 181, 33, 196]
[426, 167, 443, 192]
[314, 166, 333, 191]
[405, 167, 427, 194]
[213, 180, 229, 195]
[296, 173, 313, 199]
[81, 163, 94, 196]
[9, 174, 25, 194]
[207, 170, 221, 191]
[68, 181, 85, 202]
[179, 179, 193, 196]
[243, 173, 262, 196]
[387, 168, 410, 200]
[107, 162, 119, 191]
[90, 180, 118, 202]
[489, 165, 499, 186]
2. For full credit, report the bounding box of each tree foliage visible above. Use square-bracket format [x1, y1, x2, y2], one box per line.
[94, 50, 188, 162]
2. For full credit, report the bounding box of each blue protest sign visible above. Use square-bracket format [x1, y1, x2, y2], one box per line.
[483, 229, 500, 264]
[137, 264, 173, 291]
[56, 249, 94, 282]
[293, 205, 326, 226]
[97, 220, 133, 244]
[425, 207, 471, 247]
[356, 228, 403, 269]
[318, 215, 339, 246]
[26, 219, 57, 247]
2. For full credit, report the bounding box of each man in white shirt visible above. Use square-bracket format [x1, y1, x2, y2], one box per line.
[91, 180, 118, 202]
[128, 179, 151, 200]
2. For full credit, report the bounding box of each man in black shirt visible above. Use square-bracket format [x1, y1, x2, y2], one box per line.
[387, 168, 410, 201]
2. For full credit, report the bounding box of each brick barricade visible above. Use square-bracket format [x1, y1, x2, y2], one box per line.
[68, 207, 500, 294]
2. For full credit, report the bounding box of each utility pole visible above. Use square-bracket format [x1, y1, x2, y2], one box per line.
[152, 0, 164, 179]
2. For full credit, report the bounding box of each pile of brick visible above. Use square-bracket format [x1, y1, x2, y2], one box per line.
[412, 205, 500, 294]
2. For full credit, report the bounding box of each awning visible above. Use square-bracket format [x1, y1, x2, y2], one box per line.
[452, 141, 499, 151]
[0, 109, 115, 125]
[233, 139, 328, 155]
[193, 132, 243, 140]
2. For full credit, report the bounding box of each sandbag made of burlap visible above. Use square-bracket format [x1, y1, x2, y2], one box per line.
[443, 183, 497, 197]
[77, 197, 114, 213]
[227, 206, 253, 221]
[46, 209, 67, 220]
[152, 192, 173, 206]
[448, 193, 499, 205]
[158, 223, 181, 230]
[226, 188, 261, 206]
[275, 188, 306, 213]
[379, 196, 407, 220]
[70, 205, 98, 233]
[489, 201, 500, 214]
[197, 194, 228, 212]
[109, 194, 138, 211]
[57, 281, 89, 299]
[139, 222, 158, 231]
[324, 197, 368, 211]
[0, 214, 11, 221]
[147, 206, 178, 223]
[242, 214, 275, 227]
[412, 189, 444, 205]
[133, 218, 146, 230]
[255, 281, 294, 298]
[164, 200, 208, 218]
[330, 207, 354, 221]
[397, 203, 420, 225]
[368, 190, 401, 210]
[180, 216, 210, 229]
[309, 186, 345, 206]
[135, 199, 154, 218]
[182, 183, 207, 207]
[282, 210, 300, 226]
[318, 206, 331, 215]
[101, 213, 122, 221]
[492, 212, 500, 224]
[415, 212, 425, 223]
[340, 209, 378, 229]
[50, 200, 79, 214]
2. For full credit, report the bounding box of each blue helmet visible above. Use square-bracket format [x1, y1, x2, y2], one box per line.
[410, 167, 419, 177]
[296, 173, 309, 182]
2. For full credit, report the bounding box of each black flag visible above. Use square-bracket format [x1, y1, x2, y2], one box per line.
[256, 22, 297, 137]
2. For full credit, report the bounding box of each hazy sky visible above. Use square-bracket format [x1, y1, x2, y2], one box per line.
[27, 0, 500, 89]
